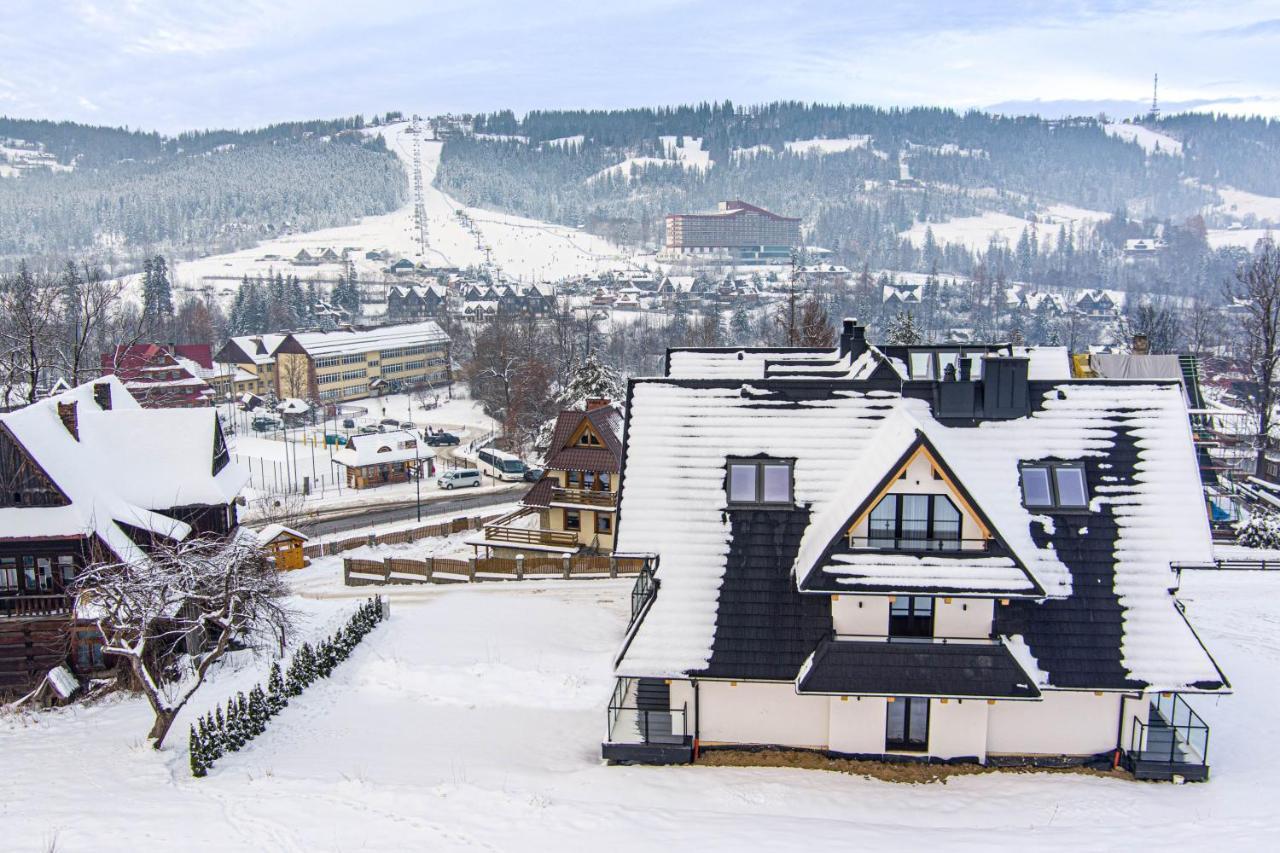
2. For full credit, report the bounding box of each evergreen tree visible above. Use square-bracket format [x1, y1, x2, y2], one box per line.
[212, 707, 227, 757]
[730, 303, 751, 344]
[884, 310, 922, 345]
[142, 254, 175, 329]
[267, 662, 288, 714]
[203, 712, 223, 761]
[189, 724, 207, 778]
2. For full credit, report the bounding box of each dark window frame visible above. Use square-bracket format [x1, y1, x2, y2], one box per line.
[564, 510, 581, 532]
[885, 696, 930, 752]
[866, 493, 962, 549]
[725, 457, 795, 508]
[596, 513, 612, 534]
[889, 595, 935, 638]
[1019, 462, 1090, 512]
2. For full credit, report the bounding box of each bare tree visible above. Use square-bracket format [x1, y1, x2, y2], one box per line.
[72, 535, 294, 748]
[1223, 237, 1280, 474]
[0, 263, 61, 404]
[60, 262, 128, 385]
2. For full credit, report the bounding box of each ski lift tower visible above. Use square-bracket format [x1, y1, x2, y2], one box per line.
[407, 115, 429, 259]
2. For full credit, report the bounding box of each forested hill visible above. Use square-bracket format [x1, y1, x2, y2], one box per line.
[436, 101, 1280, 285]
[0, 115, 405, 269]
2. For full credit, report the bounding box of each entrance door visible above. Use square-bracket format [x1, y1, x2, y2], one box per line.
[885, 697, 930, 752]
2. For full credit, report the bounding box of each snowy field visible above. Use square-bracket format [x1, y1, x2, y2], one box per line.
[169, 121, 630, 295]
[1104, 123, 1184, 156]
[1207, 228, 1276, 250]
[3, 568, 1280, 850]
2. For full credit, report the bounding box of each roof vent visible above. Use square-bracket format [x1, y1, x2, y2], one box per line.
[838, 318, 867, 358]
[981, 356, 1030, 419]
[92, 381, 112, 411]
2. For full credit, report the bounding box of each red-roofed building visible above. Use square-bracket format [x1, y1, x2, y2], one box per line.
[663, 200, 800, 264]
[99, 344, 216, 408]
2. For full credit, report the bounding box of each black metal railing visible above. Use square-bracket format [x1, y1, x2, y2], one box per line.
[847, 535, 992, 553]
[1129, 693, 1209, 765]
[630, 564, 657, 626]
[605, 679, 688, 745]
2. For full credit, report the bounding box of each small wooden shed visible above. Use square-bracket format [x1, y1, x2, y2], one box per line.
[258, 524, 310, 571]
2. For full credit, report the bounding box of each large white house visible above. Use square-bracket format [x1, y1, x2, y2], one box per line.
[604, 320, 1227, 781]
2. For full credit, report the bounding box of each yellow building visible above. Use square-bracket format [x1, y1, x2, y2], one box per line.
[257, 524, 310, 571]
[214, 322, 451, 404]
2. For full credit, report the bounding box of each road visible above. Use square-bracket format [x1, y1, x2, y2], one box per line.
[297, 484, 524, 537]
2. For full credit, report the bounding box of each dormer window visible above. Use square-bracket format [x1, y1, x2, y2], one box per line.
[727, 458, 793, 507]
[864, 494, 962, 550]
[1021, 463, 1089, 510]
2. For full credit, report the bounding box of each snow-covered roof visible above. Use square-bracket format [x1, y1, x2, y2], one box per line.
[665, 348, 834, 380]
[0, 377, 248, 565]
[334, 430, 434, 467]
[614, 372, 1224, 693]
[256, 523, 308, 544]
[292, 321, 449, 357]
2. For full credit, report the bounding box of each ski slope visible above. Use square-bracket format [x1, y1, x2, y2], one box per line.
[172, 121, 629, 291]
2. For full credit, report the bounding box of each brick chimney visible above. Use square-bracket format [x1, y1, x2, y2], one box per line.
[1132, 333, 1150, 355]
[586, 398, 611, 411]
[92, 381, 112, 410]
[57, 401, 79, 440]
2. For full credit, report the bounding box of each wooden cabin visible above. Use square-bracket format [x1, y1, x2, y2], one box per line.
[258, 524, 309, 571]
[333, 430, 434, 489]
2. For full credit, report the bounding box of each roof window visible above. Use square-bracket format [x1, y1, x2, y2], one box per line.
[727, 458, 793, 507]
[1021, 463, 1089, 510]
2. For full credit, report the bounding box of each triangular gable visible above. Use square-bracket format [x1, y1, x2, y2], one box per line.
[566, 416, 606, 450]
[796, 429, 1043, 596]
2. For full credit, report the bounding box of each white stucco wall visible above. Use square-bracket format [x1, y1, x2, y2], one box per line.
[831, 595, 889, 635]
[698, 681, 829, 748]
[927, 699, 990, 759]
[827, 696, 886, 754]
[933, 597, 994, 638]
[987, 691, 1125, 756]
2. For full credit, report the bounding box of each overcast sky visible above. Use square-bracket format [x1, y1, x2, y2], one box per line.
[3, 1, 1280, 133]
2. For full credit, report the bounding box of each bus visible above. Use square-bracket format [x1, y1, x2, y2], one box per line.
[476, 447, 526, 481]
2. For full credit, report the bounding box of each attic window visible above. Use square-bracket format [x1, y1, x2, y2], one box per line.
[578, 431, 602, 447]
[727, 458, 793, 507]
[1021, 463, 1089, 510]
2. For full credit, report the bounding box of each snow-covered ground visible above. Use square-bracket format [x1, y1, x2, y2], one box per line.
[170, 121, 630, 294]
[784, 135, 872, 156]
[1207, 186, 1280, 227]
[901, 204, 1111, 253]
[3, 566, 1279, 850]
[1207, 227, 1275, 250]
[1104, 122, 1184, 156]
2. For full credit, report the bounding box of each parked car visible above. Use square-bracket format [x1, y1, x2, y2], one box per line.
[341, 418, 356, 429]
[358, 425, 380, 435]
[437, 469, 481, 489]
[522, 467, 545, 483]
[379, 418, 401, 428]
[399, 420, 416, 431]
[425, 431, 461, 446]
[251, 416, 282, 432]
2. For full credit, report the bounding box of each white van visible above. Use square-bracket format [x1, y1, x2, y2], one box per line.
[437, 469, 482, 489]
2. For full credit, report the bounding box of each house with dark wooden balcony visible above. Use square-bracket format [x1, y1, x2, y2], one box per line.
[0, 377, 249, 696]
[472, 400, 624, 558]
[603, 320, 1227, 781]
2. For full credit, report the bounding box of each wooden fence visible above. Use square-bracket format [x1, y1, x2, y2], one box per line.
[344, 553, 649, 586]
[303, 514, 502, 559]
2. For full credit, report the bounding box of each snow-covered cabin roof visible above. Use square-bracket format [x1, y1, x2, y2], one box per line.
[0, 377, 248, 565]
[256, 523, 308, 544]
[614, 373, 1225, 694]
[334, 430, 434, 467]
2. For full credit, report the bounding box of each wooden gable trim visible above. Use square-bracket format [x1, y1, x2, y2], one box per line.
[567, 417, 605, 450]
[0, 422, 72, 507]
[845, 437, 990, 540]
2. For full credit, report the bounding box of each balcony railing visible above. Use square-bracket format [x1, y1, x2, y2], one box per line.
[848, 535, 992, 552]
[1129, 693, 1209, 766]
[550, 487, 617, 509]
[481, 524, 579, 549]
[630, 564, 657, 626]
[606, 678, 688, 746]
[0, 594, 73, 618]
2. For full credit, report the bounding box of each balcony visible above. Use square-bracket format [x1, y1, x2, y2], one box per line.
[481, 524, 579, 549]
[602, 677, 693, 765]
[848, 534, 993, 553]
[550, 487, 617, 510]
[0, 594, 73, 619]
[1126, 694, 1210, 782]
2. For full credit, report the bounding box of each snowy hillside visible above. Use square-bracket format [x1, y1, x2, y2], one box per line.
[1104, 122, 1184, 156]
[172, 121, 630, 290]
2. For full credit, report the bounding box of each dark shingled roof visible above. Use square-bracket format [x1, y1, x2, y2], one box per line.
[544, 405, 624, 473]
[694, 507, 832, 681]
[521, 475, 554, 509]
[797, 637, 1042, 699]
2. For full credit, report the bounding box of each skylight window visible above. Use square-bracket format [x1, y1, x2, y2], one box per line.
[727, 458, 793, 507]
[1021, 463, 1089, 510]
